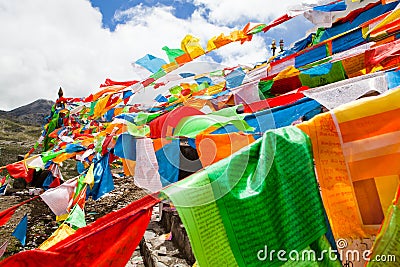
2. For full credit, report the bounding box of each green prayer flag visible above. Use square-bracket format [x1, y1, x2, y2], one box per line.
[162, 172, 238, 266]
[174, 105, 253, 138]
[258, 80, 274, 98]
[367, 192, 400, 266]
[41, 149, 65, 163]
[248, 24, 268, 35]
[312, 28, 325, 45]
[94, 135, 105, 153]
[43, 112, 59, 151]
[169, 85, 182, 95]
[88, 100, 98, 117]
[299, 61, 346, 88]
[162, 46, 185, 63]
[163, 127, 341, 266]
[150, 69, 166, 80]
[66, 204, 86, 230]
[210, 69, 224, 77]
[127, 122, 150, 137]
[74, 175, 86, 198]
[197, 82, 209, 91]
[174, 113, 253, 138]
[134, 112, 161, 125]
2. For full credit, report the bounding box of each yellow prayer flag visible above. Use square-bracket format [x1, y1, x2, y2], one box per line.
[83, 163, 95, 189]
[56, 213, 69, 222]
[39, 223, 75, 250]
[273, 65, 300, 80]
[181, 35, 205, 60]
[93, 94, 112, 118]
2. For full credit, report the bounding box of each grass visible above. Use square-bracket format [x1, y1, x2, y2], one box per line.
[0, 119, 42, 167]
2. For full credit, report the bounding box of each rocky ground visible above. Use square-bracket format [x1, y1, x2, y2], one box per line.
[0, 172, 149, 263]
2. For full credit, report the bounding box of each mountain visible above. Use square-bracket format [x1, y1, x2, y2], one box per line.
[0, 99, 55, 126]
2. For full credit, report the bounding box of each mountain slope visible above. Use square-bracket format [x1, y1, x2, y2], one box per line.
[0, 99, 54, 126]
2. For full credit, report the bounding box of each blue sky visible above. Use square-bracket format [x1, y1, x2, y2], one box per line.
[89, 0, 313, 49]
[90, 0, 199, 31]
[0, 0, 320, 110]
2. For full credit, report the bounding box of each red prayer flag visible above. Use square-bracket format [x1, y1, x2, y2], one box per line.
[0, 194, 160, 267]
[262, 14, 293, 33]
[6, 162, 34, 183]
[149, 106, 204, 138]
[49, 177, 61, 188]
[243, 86, 309, 113]
[71, 185, 87, 211]
[0, 196, 39, 227]
[100, 78, 138, 88]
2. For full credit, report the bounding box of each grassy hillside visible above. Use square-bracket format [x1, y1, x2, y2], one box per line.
[0, 119, 42, 167]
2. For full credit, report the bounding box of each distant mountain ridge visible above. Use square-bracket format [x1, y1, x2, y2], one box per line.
[0, 99, 55, 126]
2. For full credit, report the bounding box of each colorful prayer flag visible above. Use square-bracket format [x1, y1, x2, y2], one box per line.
[297, 87, 400, 239]
[65, 204, 86, 229]
[6, 161, 34, 183]
[0, 197, 38, 227]
[0, 195, 159, 267]
[12, 214, 28, 247]
[86, 153, 114, 201]
[38, 224, 75, 251]
[163, 127, 340, 266]
[40, 179, 77, 216]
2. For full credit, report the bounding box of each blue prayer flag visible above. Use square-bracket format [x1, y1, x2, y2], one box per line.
[0, 184, 7, 195]
[12, 214, 28, 246]
[114, 133, 137, 161]
[86, 153, 114, 201]
[225, 68, 245, 89]
[135, 54, 167, 73]
[155, 140, 180, 187]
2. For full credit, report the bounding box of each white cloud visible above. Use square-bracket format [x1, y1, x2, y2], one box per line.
[0, 0, 314, 110]
[192, 0, 303, 25]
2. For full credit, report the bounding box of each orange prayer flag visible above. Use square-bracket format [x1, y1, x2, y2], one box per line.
[195, 133, 256, 167]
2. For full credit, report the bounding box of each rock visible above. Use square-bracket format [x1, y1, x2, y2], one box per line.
[158, 246, 167, 256]
[156, 262, 168, 267]
[13, 178, 27, 189]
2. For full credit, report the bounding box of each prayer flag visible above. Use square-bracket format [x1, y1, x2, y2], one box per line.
[0, 197, 38, 227]
[155, 139, 180, 187]
[82, 163, 95, 188]
[65, 205, 86, 229]
[86, 153, 114, 201]
[181, 35, 205, 60]
[38, 224, 75, 251]
[163, 127, 340, 266]
[12, 214, 28, 247]
[6, 162, 34, 183]
[0, 240, 9, 258]
[195, 132, 255, 167]
[0, 184, 6, 195]
[40, 179, 77, 216]
[297, 88, 400, 239]
[135, 54, 167, 73]
[0, 195, 159, 267]
[134, 138, 162, 192]
[366, 185, 400, 266]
